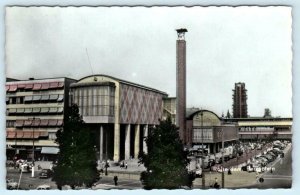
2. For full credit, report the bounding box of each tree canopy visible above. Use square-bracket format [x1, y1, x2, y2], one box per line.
[52, 104, 98, 189]
[139, 117, 194, 189]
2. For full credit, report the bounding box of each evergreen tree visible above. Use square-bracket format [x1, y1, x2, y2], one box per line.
[139, 117, 194, 189]
[226, 110, 231, 118]
[263, 108, 272, 118]
[52, 104, 98, 189]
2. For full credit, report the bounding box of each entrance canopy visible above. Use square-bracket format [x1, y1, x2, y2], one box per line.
[41, 147, 59, 154]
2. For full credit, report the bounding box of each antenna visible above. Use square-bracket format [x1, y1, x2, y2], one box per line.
[85, 48, 97, 81]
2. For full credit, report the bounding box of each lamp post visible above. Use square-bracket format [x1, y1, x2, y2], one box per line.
[105, 131, 108, 176]
[31, 117, 35, 178]
[200, 110, 205, 189]
[221, 128, 224, 188]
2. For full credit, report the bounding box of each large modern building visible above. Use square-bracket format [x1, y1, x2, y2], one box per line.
[5, 77, 76, 160]
[69, 74, 168, 162]
[232, 82, 248, 118]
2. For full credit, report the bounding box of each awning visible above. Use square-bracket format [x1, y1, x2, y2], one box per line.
[57, 94, 64, 101]
[7, 131, 16, 138]
[16, 108, 25, 113]
[24, 96, 33, 101]
[9, 108, 17, 114]
[58, 82, 64, 88]
[32, 107, 41, 113]
[41, 95, 49, 101]
[41, 83, 50, 90]
[6, 85, 9, 91]
[57, 107, 64, 113]
[32, 120, 41, 126]
[41, 147, 59, 154]
[41, 107, 49, 113]
[8, 85, 17, 92]
[23, 131, 33, 138]
[18, 84, 26, 88]
[33, 83, 42, 90]
[48, 119, 58, 126]
[32, 95, 41, 101]
[49, 94, 59, 101]
[49, 82, 59, 88]
[25, 84, 33, 89]
[24, 120, 33, 126]
[57, 120, 63, 126]
[40, 119, 49, 126]
[49, 107, 58, 113]
[24, 108, 33, 113]
[16, 131, 24, 138]
[15, 120, 24, 127]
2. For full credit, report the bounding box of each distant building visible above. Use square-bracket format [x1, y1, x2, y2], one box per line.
[6, 77, 76, 160]
[232, 82, 248, 118]
[162, 97, 176, 124]
[224, 117, 293, 141]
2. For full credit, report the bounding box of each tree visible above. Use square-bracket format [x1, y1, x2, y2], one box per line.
[52, 104, 98, 189]
[264, 108, 272, 118]
[139, 117, 194, 189]
[226, 110, 231, 118]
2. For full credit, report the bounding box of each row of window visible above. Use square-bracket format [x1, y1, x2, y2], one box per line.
[193, 129, 213, 141]
[6, 94, 64, 105]
[6, 82, 64, 92]
[7, 107, 64, 115]
[15, 119, 63, 127]
[78, 105, 115, 116]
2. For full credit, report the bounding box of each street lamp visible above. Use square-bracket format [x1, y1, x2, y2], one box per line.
[200, 110, 205, 189]
[105, 131, 108, 176]
[31, 117, 35, 178]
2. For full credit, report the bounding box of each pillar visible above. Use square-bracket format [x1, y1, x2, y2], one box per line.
[99, 125, 104, 162]
[113, 123, 120, 162]
[143, 125, 148, 154]
[134, 125, 140, 158]
[125, 124, 131, 160]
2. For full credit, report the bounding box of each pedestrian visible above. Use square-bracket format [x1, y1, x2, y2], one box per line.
[125, 162, 128, 169]
[255, 171, 259, 183]
[228, 168, 232, 175]
[113, 176, 118, 186]
[213, 177, 219, 189]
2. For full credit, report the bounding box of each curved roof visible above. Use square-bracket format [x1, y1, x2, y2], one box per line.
[186, 108, 220, 120]
[77, 74, 168, 95]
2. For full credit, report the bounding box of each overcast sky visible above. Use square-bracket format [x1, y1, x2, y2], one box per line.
[5, 6, 292, 117]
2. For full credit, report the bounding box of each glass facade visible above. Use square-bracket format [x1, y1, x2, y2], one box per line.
[72, 85, 115, 117]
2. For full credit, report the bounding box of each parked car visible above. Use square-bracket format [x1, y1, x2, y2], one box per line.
[6, 179, 18, 190]
[36, 184, 51, 190]
[39, 169, 53, 179]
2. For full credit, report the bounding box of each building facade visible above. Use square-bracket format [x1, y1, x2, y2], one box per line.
[6, 77, 76, 160]
[186, 109, 239, 154]
[70, 75, 167, 162]
[232, 82, 248, 118]
[224, 117, 293, 141]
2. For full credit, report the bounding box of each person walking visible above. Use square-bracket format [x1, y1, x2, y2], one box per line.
[125, 162, 128, 169]
[114, 176, 118, 186]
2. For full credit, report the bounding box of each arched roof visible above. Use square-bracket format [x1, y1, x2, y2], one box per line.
[186, 108, 220, 120]
[75, 74, 167, 95]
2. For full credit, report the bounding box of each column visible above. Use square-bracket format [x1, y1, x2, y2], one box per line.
[143, 125, 148, 154]
[99, 125, 104, 162]
[125, 124, 131, 160]
[134, 125, 140, 158]
[113, 123, 120, 162]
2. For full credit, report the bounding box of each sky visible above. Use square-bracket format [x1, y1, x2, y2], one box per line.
[5, 6, 292, 117]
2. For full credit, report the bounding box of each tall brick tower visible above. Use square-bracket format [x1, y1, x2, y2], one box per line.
[176, 28, 187, 143]
[232, 82, 248, 118]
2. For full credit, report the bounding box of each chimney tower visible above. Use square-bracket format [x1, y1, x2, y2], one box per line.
[176, 28, 188, 143]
